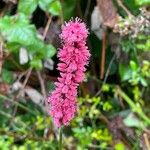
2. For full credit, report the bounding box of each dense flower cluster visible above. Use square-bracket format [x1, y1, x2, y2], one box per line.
[48, 18, 90, 127]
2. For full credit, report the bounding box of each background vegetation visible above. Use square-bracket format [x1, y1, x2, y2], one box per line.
[0, 0, 150, 149]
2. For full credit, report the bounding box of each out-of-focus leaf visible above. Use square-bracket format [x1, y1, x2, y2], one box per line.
[123, 113, 144, 128]
[18, 0, 38, 16]
[38, 0, 53, 11]
[130, 61, 138, 71]
[6, 43, 21, 53]
[134, 0, 150, 6]
[48, 1, 61, 16]
[45, 44, 56, 58]
[119, 63, 132, 81]
[115, 142, 125, 150]
[30, 58, 42, 70]
[140, 77, 148, 87]
[1, 69, 13, 84]
[62, 0, 76, 20]
[38, 0, 61, 16]
[0, 14, 56, 68]
[0, 14, 37, 46]
[124, 0, 139, 15]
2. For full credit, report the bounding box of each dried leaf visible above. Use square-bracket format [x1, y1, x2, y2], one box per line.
[0, 83, 10, 94]
[19, 47, 29, 65]
[91, 6, 104, 40]
[25, 88, 43, 105]
[97, 0, 119, 28]
[44, 58, 54, 70]
[11, 81, 23, 92]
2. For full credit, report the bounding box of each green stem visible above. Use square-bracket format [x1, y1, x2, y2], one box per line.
[116, 86, 150, 125]
[59, 126, 63, 150]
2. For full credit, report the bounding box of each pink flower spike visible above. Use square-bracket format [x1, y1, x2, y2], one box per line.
[47, 17, 91, 128]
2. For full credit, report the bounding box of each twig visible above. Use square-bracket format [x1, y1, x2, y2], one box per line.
[16, 67, 32, 99]
[0, 110, 28, 129]
[100, 33, 106, 79]
[99, 113, 110, 125]
[84, 0, 91, 20]
[36, 70, 47, 100]
[88, 144, 112, 149]
[59, 127, 63, 150]
[103, 54, 116, 84]
[16, 70, 29, 82]
[9, 56, 24, 71]
[9, 67, 32, 127]
[116, 0, 134, 18]
[80, 83, 89, 96]
[0, 94, 36, 115]
[0, 42, 3, 73]
[143, 133, 150, 150]
[43, 16, 52, 40]
[0, 129, 50, 142]
[96, 54, 115, 96]
[59, 0, 64, 24]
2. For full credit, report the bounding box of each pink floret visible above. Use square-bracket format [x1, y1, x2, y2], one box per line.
[60, 18, 88, 45]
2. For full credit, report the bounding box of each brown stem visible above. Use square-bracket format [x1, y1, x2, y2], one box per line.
[9, 68, 32, 127]
[16, 67, 32, 99]
[43, 16, 52, 40]
[99, 113, 110, 125]
[100, 33, 106, 79]
[143, 133, 150, 150]
[36, 70, 47, 100]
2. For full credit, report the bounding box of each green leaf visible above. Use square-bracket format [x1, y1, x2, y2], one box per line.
[0, 14, 56, 67]
[38, 0, 61, 16]
[1, 69, 13, 84]
[140, 77, 148, 87]
[123, 113, 144, 128]
[6, 43, 21, 52]
[45, 44, 56, 58]
[62, 0, 76, 20]
[101, 84, 110, 92]
[134, 0, 150, 6]
[0, 14, 37, 46]
[124, 0, 139, 15]
[38, 0, 53, 11]
[18, 0, 38, 16]
[130, 61, 138, 71]
[48, 0, 61, 16]
[115, 142, 125, 150]
[119, 63, 132, 81]
[30, 59, 43, 70]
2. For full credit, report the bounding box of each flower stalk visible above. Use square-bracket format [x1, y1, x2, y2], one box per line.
[59, 127, 63, 150]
